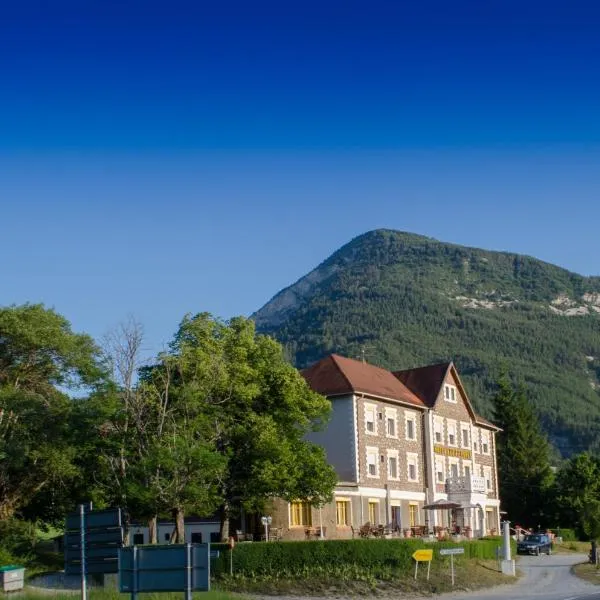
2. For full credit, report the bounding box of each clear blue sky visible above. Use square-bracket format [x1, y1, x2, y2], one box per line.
[2, 0, 599, 356]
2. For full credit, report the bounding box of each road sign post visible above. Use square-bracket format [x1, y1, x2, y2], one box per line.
[80, 504, 87, 600]
[412, 549, 433, 581]
[439, 547, 465, 586]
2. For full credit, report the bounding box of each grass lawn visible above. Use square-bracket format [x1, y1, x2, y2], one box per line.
[217, 559, 517, 596]
[554, 541, 591, 554]
[572, 562, 600, 585]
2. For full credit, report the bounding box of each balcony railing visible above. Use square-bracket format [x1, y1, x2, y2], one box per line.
[446, 475, 487, 495]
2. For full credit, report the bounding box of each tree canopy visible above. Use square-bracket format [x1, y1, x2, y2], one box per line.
[0, 304, 106, 521]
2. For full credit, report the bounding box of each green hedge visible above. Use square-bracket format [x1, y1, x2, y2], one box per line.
[552, 528, 578, 541]
[210, 538, 510, 579]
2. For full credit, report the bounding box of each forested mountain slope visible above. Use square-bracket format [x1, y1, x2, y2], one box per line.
[253, 230, 600, 456]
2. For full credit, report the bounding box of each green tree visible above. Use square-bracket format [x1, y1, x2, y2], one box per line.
[555, 453, 600, 539]
[0, 304, 105, 520]
[160, 313, 337, 541]
[492, 375, 554, 528]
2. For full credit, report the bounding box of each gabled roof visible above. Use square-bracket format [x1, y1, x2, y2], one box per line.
[393, 362, 451, 408]
[301, 354, 426, 409]
[395, 362, 500, 431]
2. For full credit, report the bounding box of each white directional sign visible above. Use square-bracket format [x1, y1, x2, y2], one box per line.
[440, 547, 465, 556]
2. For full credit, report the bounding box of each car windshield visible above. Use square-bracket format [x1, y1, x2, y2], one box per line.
[524, 535, 543, 542]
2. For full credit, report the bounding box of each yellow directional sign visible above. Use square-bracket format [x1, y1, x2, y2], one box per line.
[412, 549, 433, 562]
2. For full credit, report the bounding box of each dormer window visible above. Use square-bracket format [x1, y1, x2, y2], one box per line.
[444, 384, 457, 403]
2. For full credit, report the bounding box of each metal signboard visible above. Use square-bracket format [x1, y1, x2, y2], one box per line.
[66, 508, 122, 531]
[64, 506, 124, 580]
[65, 559, 119, 575]
[65, 529, 123, 546]
[66, 545, 123, 561]
[119, 543, 210, 595]
[440, 547, 465, 556]
[412, 549, 433, 581]
[412, 549, 433, 561]
[440, 546, 465, 586]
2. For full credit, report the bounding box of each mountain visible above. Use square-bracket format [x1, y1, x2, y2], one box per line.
[253, 229, 600, 457]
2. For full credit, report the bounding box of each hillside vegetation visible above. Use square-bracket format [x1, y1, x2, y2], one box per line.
[253, 229, 600, 456]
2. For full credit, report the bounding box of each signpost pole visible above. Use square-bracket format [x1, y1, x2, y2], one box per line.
[79, 504, 87, 600]
[185, 543, 192, 600]
[414, 560, 418, 580]
[131, 545, 138, 600]
[451, 554, 455, 586]
[427, 558, 431, 581]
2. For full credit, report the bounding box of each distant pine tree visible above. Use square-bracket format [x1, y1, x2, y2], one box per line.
[493, 376, 554, 528]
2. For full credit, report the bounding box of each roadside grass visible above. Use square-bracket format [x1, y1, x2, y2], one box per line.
[217, 559, 516, 596]
[572, 562, 600, 585]
[554, 541, 590, 554]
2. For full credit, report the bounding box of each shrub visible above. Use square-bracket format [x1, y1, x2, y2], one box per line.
[0, 519, 38, 562]
[211, 538, 507, 579]
[554, 528, 578, 541]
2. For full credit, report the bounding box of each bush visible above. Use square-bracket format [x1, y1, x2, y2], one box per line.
[0, 519, 38, 563]
[554, 528, 578, 541]
[211, 538, 508, 579]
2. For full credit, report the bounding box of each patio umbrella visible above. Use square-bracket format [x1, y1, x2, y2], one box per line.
[423, 499, 462, 510]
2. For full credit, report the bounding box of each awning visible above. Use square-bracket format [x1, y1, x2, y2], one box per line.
[423, 499, 462, 510]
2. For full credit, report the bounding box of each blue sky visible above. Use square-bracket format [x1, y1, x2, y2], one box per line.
[2, 0, 600, 356]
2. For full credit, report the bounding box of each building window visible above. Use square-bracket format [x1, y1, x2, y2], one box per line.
[385, 407, 397, 437]
[473, 429, 480, 453]
[434, 419, 443, 443]
[447, 421, 457, 446]
[444, 384, 457, 402]
[366, 447, 378, 478]
[407, 453, 419, 482]
[368, 500, 379, 524]
[409, 503, 419, 527]
[290, 501, 312, 527]
[388, 454, 398, 479]
[449, 462, 459, 479]
[484, 467, 492, 492]
[481, 431, 490, 455]
[365, 404, 376, 434]
[464, 463, 471, 478]
[336, 499, 350, 526]
[486, 509, 495, 533]
[405, 413, 417, 440]
[461, 425, 470, 448]
[191, 532, 203, 543]
[436, 461, 444, 483]
[387, 417, 395, 436]
[133, 533, 144, 545]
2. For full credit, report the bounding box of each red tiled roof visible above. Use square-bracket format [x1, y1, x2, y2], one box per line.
[393, 363, 451, 408]
[395, 362, 500, 430]
[474, 414, 501, 430]
[302, 354, 426, 408]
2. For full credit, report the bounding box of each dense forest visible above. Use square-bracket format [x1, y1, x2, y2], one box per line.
[253, 229, 600, 457]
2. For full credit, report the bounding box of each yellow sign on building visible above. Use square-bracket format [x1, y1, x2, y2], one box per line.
[433, 446, 472, 460]
[412, 549, 433, 562]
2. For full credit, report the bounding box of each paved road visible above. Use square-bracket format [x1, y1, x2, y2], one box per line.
[447, 554, 600, 600]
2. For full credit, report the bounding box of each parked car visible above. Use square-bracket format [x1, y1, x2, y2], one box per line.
[517, 533, 553, 555]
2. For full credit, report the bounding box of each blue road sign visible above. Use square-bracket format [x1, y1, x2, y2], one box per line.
[119, 544, 210, 593]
